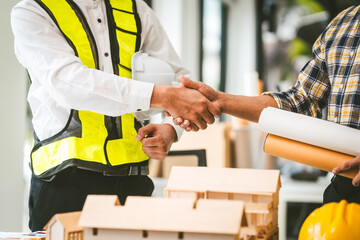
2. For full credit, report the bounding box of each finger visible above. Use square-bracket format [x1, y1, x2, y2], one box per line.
[184, 111, 206, 130]
[179, 75, 202, 89]
[142, 148, 167, 160]
[189, 122, 200, 132]
[143, 145, 168, 153]
[136, 124, 156, 141]
[352, 171, 360, 187]
[195, 102, 215, 125]
[141, 136, 161, 147]
[200, 108, 216, 125]
[145, 152, 167, 161]
[332, 158, 359, 174]
[150, 154, 167, 161]
[173, 117, 184, 126]
[192, 116, 207, 130]
[180, 120, 191, 129]
[207, 101, 221, 119]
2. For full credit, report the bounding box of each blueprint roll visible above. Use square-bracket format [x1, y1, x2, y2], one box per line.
[258, 107, 360, 156]
[264, 134, 357, 179]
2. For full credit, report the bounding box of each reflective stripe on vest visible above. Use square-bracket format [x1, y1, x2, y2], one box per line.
[31, 0, 148, 178]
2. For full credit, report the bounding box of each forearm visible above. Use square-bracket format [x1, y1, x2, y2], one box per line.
[217, 92, 278, 123]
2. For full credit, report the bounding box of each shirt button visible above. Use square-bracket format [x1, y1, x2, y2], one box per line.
[97, 18, 102, 23]
[339, 83, 344, 89]
[334, 116, 338, 122]
[104, 52, 109, 57]
[350, 51, 355, 57]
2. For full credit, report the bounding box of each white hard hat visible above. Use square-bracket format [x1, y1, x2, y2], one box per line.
[132, 51, 178, 121]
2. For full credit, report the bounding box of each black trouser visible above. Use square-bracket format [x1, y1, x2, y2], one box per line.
[323, 175, 360, 204]
[29, 167, 154, 231]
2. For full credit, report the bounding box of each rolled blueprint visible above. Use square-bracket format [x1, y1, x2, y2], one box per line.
[259, 107, 360, 156]
[264, 134, 357, 179]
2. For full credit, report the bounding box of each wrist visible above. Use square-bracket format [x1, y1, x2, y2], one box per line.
[150, 85, 171, 109]
[164, 123, 178, 142]
[216, 91, 226, 113]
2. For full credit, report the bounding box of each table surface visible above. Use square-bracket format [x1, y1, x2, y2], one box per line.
[0, 232, 45, 240]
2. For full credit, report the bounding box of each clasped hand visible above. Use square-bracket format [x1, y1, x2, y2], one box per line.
[136, 77, 221, 160]
[169, 76, 222, 131]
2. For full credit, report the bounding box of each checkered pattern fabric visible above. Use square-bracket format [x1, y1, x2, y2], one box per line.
[264, 5, 360, 130]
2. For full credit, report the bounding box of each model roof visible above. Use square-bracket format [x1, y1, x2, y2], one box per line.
[124, 196, 196, 210]
[166, 167, 281, 194]
[44, 211, 82, 232]
[78, 195, 245, 235]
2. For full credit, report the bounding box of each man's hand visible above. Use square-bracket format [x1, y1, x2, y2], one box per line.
[332, 155, 360, 187]
[172, 76, 222, 131]
[151, 76, 221, 131]
[179, 76, 220, 103]
[135, 123, 177, 160]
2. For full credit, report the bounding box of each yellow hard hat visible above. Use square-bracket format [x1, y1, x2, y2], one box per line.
[299, 200, 360, 240]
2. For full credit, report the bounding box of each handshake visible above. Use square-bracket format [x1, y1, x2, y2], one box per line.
[150, 75, 222, 132]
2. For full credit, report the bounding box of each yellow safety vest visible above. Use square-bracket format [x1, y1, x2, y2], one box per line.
[31, 0, 148, 179]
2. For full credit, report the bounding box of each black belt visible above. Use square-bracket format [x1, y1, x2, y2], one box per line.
[102, 164, 149, 176]
[38, 163, 149, 182]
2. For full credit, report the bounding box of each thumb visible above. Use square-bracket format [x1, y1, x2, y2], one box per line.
[179, 75, 201, 89]
[180, 75, 218, 102]
[136, 124, 156, 141]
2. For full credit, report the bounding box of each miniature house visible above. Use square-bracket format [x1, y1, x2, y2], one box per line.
[46, 194, 248, 240]
[79, 195, 246, 240]
[44, 211, 83, 240]
[164, 166, 281, 240]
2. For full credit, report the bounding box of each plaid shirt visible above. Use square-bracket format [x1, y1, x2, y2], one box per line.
[265, 5, 360, 130]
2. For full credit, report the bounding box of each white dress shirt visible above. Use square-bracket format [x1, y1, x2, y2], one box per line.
[11, 0, 188, 140]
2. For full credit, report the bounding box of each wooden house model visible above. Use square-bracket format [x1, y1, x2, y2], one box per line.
[164, 167, 281, 240]
[45, 194, 248, 240]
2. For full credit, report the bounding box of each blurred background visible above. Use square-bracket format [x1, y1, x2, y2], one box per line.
[1, 0, 359, 239]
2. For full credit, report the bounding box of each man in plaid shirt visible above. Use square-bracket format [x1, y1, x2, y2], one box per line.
[173, 6, 360, 203]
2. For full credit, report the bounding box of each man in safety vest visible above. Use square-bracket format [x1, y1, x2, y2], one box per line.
[11, 0, 220, 231]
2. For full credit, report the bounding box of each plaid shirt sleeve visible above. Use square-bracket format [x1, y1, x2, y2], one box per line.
[262, 16, 339, 118]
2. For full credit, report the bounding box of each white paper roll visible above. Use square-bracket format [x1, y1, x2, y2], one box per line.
[258, 107, 360, 156]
